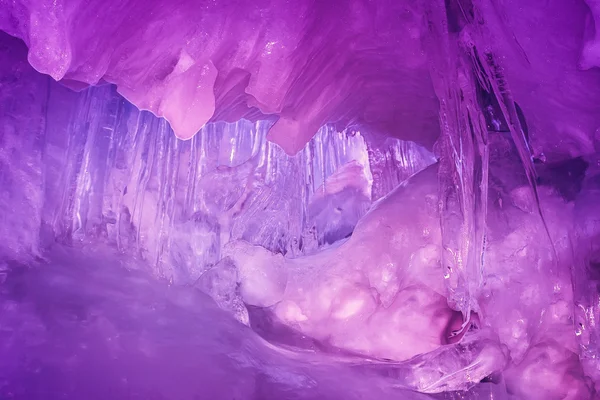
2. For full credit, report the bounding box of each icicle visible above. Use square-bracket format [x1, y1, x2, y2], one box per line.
[476, 49, 558, 268]
[423, 0, 490, 322]
[50, 84, 437, 282]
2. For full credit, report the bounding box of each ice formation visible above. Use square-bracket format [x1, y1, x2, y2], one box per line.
[0, 0, 440, 155]
[1, 0, 600, 399]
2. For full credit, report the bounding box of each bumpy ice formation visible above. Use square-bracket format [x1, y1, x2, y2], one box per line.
[0, 0, 441, 155]
[1, 0, 600, 399]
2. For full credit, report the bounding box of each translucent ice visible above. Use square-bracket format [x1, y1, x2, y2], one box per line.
[0, 0, 440, 154]
[2, 0, 600, 399]
[0, 34, 47, 262]
[0, 246, 439, 400]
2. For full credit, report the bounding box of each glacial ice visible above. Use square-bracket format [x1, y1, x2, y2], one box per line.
[0, 0, 440, 154]
[1, 0, 600, 399]
[2, 0, 599, 160]
[0, 246, 442, 400]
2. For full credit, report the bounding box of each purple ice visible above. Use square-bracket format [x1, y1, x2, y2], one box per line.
[0, 0, 600, 399]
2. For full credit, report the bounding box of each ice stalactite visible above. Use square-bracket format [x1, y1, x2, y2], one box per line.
[0, 0, 441, 154]
[423, 0, 491, 325]
[424, 0, 559, 331]
[2, 1, 600, 398]
[422, 1, 594, 397]
[44, 83, 435, 286]
[571, 157, 600, 388]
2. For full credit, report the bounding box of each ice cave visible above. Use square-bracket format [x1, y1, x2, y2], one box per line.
[0, 0, 600, 399]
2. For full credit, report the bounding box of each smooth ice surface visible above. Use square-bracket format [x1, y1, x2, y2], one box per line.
[0, 32, 46, 262]
[0, 0, 440, 154]
[0, 245, 440, 400]
[2, 0, 600, 162]
[2, 1, 600, 400]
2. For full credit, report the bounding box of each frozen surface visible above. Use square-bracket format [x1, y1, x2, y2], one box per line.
[2, 0, 600, 399]
[1, 0, 600, 162]
[0, 0, 440, 154]
[38, 82, 434, 286]
[0, 245, 441, 400]
[229, 160, 592, 397]
[0, 29, 437, 282]
[0, 32, 47, 262]
[480, 0, 600, 161]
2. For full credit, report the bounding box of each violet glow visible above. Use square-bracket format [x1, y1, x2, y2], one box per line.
[0, 0, 599, 399]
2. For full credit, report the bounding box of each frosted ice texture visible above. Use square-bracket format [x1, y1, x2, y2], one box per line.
[1, 0, 600, 398]
[0, 246, 441, 400]
[0, 34, 47, 262]
[42, 83, 435, 289]
[1, 0, 599, 163]
[0, 0, 440, 154]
